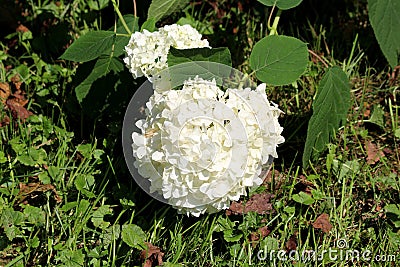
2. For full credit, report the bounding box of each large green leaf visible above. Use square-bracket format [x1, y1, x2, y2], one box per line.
[249, 35, 308, 85]
[168, 47, 231, 67]
[257, 0, 303, 10]
[148, 0, 189, 22]
[302, 66, 350, 168]
[121, 224, 146, 250]
[166, 47, 233, 88]
[60, 31, 116, 62]
[75, 56, 124, 103]
[368, 0, 400, 68]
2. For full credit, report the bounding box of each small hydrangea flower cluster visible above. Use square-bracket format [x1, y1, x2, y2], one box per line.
[124, 24, 209, 79]
[124, 24, 284, 216]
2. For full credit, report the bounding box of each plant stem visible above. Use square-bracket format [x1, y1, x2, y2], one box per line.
[308, 49, 329, 68]
[269, 9, 281, 35]
[111, 0, 132, 35]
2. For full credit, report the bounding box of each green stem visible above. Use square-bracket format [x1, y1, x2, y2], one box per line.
[111, 0, 132, 35]
[269, 9, 281, 35]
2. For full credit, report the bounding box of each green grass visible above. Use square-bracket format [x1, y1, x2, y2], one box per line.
[0, 0, 399, 266]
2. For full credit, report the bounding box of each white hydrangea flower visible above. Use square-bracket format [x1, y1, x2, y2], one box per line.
[124, 24, 210, 79]
[131, 77, 284, 216]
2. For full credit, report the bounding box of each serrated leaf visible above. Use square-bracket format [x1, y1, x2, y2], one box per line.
[91, 205, 112, 229]
[148, 0, 189, 22]
[250, 35, 308, 85]
[168, 47, 231, 67]
[302, 66, 350, 168]
[75, 56, 124, 103]
[60, 31, 116, 62]
[121, 224, 146, 250]
[112, 15, 139, 57]
[166, 48, 232, 87]
[368, 0, 400, 68]
[257, 0, 303, 10]
[292, 192, 315, 205]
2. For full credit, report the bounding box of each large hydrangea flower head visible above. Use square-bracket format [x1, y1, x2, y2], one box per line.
[124, 24, 209, 79]
[131, 77, 284, 216]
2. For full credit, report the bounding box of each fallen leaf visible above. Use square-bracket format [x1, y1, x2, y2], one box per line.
[6, 98, 32, 121]
[11, 74, 22, 91]
[140, 242, 164, 267]
[286, 234, 297, 252]
[312, 213, 332, 233]
[17, 182, 61, 204]
[16, 24, 29, 33]
[226, 192, 275, 215]
[250, 225, 271, 245]
[365, 141, 385, 165]
[0, 82, 11, 104]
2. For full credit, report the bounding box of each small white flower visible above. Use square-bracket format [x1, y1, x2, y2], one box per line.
[131, 77, 285, 216]
[124, 24, 209, 80]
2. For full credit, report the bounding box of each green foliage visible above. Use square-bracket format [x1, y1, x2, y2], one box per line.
[75, 56, 124, 103]
[256, 0, 303, 10]
[303, 66, 350, 168]
[148, 0, 190, 22]
[60, 31, 116, 62]
[168, 47, 232, 67]
[292, 192, 315, 205]
[249, 35, 308, 85]
[121, 224, 147, 249]
[368, 0, 400, 68]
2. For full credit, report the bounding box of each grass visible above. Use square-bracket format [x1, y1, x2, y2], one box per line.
[0, 0, 399, 266]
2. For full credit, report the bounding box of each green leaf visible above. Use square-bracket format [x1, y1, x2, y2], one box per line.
[256, 0, 303, 10]
[0, 151, 7, 164]
[368, 105, 385, 128]
[17, 148, 47, 166]
[385, 204, 400, 217]
[148, 0, 189, 23]
[141, 17, 157, 32]
[23, 205, 45, 225]
[75, 56, 124, 103]
[112, 15, 139, 57]
[168, 47, 231, 67]
[56, 249, 85, 267]
[368, 0, 400, 68]
[167, 47, 232, 87]
[91, 205, 112, 229]
[75, 174, 96, 198]
[223, 230, 243, 242]
[48, 166, 61, 180]
[87, 0, 109, 10]
[292, 192, 315, 205]
[121, 224, 146, 250]
[302, 66, 350, 168]
[250, 35, 308, 85]
[60, 31, 116, 62]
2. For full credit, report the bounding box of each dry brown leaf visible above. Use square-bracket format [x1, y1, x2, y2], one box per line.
[6, 98, 32, 121]
[0, 82, 11, 104]
[226, 192, 275, 215]
[312, 213, 332, 233]
[17, 182, 61, 204]
[140, 242, 164, 267]
[365, 141, 385, 165]
[250, 225, 271, 245]
[16, 24, 29, 33]
[286, 234, 297, 252]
